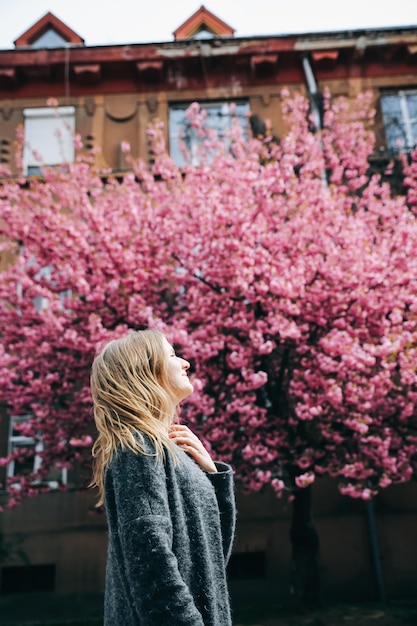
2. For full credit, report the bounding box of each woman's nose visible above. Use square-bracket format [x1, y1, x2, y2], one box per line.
[182, 359, 190, 370]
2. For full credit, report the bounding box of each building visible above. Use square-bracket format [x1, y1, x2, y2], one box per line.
[1, 6, 417, 177]
[1, 5, 417, 611]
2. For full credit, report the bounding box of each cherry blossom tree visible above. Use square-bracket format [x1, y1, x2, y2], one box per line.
[178, 94, 417, 502]
[169, 94, 417, 602]
[1, 90, 417, 602]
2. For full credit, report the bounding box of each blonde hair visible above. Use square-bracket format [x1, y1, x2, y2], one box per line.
[90, 329, 178, 506]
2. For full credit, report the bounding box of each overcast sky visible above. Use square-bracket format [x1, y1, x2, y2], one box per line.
[1, 0, 417, 48]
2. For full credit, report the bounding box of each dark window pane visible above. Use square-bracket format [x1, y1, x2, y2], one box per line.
[1, 564, 56, 594]
[227, 551, 266, 579]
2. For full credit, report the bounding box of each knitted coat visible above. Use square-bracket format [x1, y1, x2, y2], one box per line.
[103, 437, 236, 626]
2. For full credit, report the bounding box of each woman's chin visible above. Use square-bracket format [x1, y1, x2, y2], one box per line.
[184, 382, 194, 397]
[174, 383, 194, 403]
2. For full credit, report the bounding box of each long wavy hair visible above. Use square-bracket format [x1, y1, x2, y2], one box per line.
[90, 329, 178, 506]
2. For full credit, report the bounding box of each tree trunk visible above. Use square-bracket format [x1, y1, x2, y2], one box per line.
[289, 485, 320, 608]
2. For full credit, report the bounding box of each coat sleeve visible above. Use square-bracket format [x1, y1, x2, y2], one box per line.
[206, 462, 236, 564]
[105, 445, 205, 626]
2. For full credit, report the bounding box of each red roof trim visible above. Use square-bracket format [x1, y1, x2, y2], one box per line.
[173, 5, 235, 41]
[14, 11, 84, 47]
[312, 50, 339, 62]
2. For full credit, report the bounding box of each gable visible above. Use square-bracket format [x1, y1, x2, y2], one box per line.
[173, 5, 235, 41]
[14, 11, 84, 48]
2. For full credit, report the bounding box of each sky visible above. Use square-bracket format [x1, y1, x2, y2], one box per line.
[1, 0, 417, 49]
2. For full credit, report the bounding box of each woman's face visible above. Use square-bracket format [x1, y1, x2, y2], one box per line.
[162, 338, 194, 403]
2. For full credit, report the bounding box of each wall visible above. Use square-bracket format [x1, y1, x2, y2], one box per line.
[1, 478, 416, 603]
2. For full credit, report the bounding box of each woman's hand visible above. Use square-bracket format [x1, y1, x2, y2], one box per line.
[168, 424, 217, 473]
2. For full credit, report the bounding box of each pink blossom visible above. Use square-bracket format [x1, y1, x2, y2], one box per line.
[295, 472, 315, 488]
[297, 456, 313, 470]
[1, 89, 417, 508]
[379, 476, 392, 488]
[69, 435, 93, 448]
[73, 134, 84, 150]
[271, 478, 285, 494]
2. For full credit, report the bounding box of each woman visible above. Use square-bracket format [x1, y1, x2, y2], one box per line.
[90, 329, 236, 626]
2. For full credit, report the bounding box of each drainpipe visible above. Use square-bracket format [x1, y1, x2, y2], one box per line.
[301, 54, 326, 184]
[366, 500, 387, 603]
[64, 43, 71, 103]
[301, 54, 322, 131]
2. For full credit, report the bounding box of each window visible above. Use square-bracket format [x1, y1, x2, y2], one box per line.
[190, 27, 215, 40]
[169, 100, 250, 166]
[32, 264, 52, 312]
[227, 551, 266, 579]
[23, 106, 75, 175]
[380, 90, 417, 153]
[29, 28, 68, 49]
[1, 564, 56, 594]
[7, 415, 68, 489]
[16, 250, 71, 314]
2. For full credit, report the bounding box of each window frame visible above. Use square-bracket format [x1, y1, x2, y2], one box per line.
[7, 415, 68, 489]
[168, 99, 251, 166]
[22, 106, 76, 176]
[380, 89, 417, 153]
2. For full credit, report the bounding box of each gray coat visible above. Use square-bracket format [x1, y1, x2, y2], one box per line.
[103, 436, 236, 625]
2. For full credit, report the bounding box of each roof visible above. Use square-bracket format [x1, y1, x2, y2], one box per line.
[173, 5, 235, 40]
[13, 11, 84, 48]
